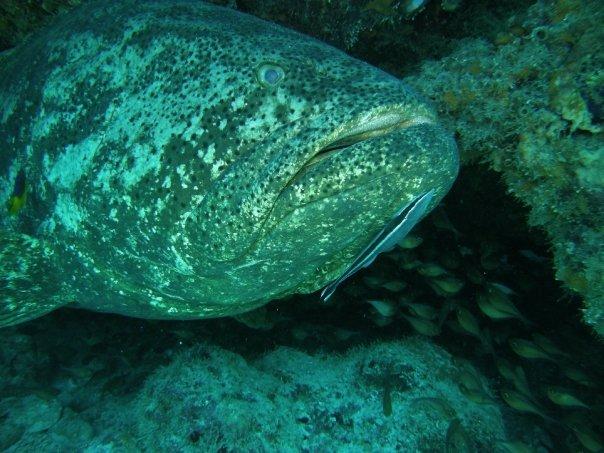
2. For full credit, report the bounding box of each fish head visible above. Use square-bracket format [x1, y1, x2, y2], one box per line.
[179, 6, 458, 304]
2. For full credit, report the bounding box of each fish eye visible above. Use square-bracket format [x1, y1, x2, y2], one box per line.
[257, 63, 284, 87]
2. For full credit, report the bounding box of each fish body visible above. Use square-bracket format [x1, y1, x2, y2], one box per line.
[495, 359, 531, 396]
[320, 190, 434, 300]
[363, 276, 388, 289]
[546, 387, 590, 409]
[459, 382, 495, 405]
[402, 301, 438, 320]
[568, 425, 604, 452]
[456, 307, 481, 337]
[477, 292, 515, 320]
[500, 389, 556, 424]
[0, 0, 457, 326]
[430, 276, 464, 295]
[495, 440, 537, 453]
[402, 314, 441, 336]
[495, 358, 516, 381]
[382, 382, 393, 416]
[417, 262, 447, 277]
[457, 366, 495, 404]
[397, 234, 423, 249]
[477, 285, 531, 325]
[367, 299, 397, 317]
[561, 365, 596, 387]
[380, 280, 407, 292]
[509, 339, 555, 362]
[430, 206, 460, 237]
[531, 333, 569, 359]
[500, 390, 542, 416]
[511, 365, 532, 397]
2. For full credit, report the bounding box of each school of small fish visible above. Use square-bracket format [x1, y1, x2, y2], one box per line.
[339, 206, 603, 452]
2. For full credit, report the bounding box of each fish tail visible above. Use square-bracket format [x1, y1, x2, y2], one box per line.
[0, 232, 68, 328]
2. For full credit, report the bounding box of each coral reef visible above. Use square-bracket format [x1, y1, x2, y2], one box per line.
[0, 312, 545, 451]
[134, 340, 504, 451]
[404, 0, 603, 334]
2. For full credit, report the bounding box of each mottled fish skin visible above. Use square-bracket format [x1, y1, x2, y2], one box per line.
[0, 0, 458, 324]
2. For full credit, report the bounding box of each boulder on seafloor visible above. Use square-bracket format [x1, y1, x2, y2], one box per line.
[125, 338, 505, 451]
[0, 336, 509, 451]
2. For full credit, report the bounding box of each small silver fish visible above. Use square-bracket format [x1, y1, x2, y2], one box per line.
[509, 338, 555, 362]
[546, 387, 590, 409]
[402, 314, 441, 336]
[456, 307, 481, 337]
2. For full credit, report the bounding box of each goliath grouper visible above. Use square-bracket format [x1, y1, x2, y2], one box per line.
[0, 0, 458, 327]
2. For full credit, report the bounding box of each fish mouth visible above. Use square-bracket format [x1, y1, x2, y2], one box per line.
[293, 108, 435, 177]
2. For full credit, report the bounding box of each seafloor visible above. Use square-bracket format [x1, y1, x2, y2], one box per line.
[0, 0, 603, 452]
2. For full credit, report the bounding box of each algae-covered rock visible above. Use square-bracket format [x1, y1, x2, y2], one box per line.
[406, 0, 604, 335]
[0, 394, 62, 435]
[132, 338, 505, 451]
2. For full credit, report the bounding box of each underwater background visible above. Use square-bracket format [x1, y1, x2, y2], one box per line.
[0, 0, 602, 451]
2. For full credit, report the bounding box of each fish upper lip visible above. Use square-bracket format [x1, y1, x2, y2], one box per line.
[300, 108, 435, 170]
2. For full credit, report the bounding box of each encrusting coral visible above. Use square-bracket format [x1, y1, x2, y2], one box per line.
[405, 0, 603, 335]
